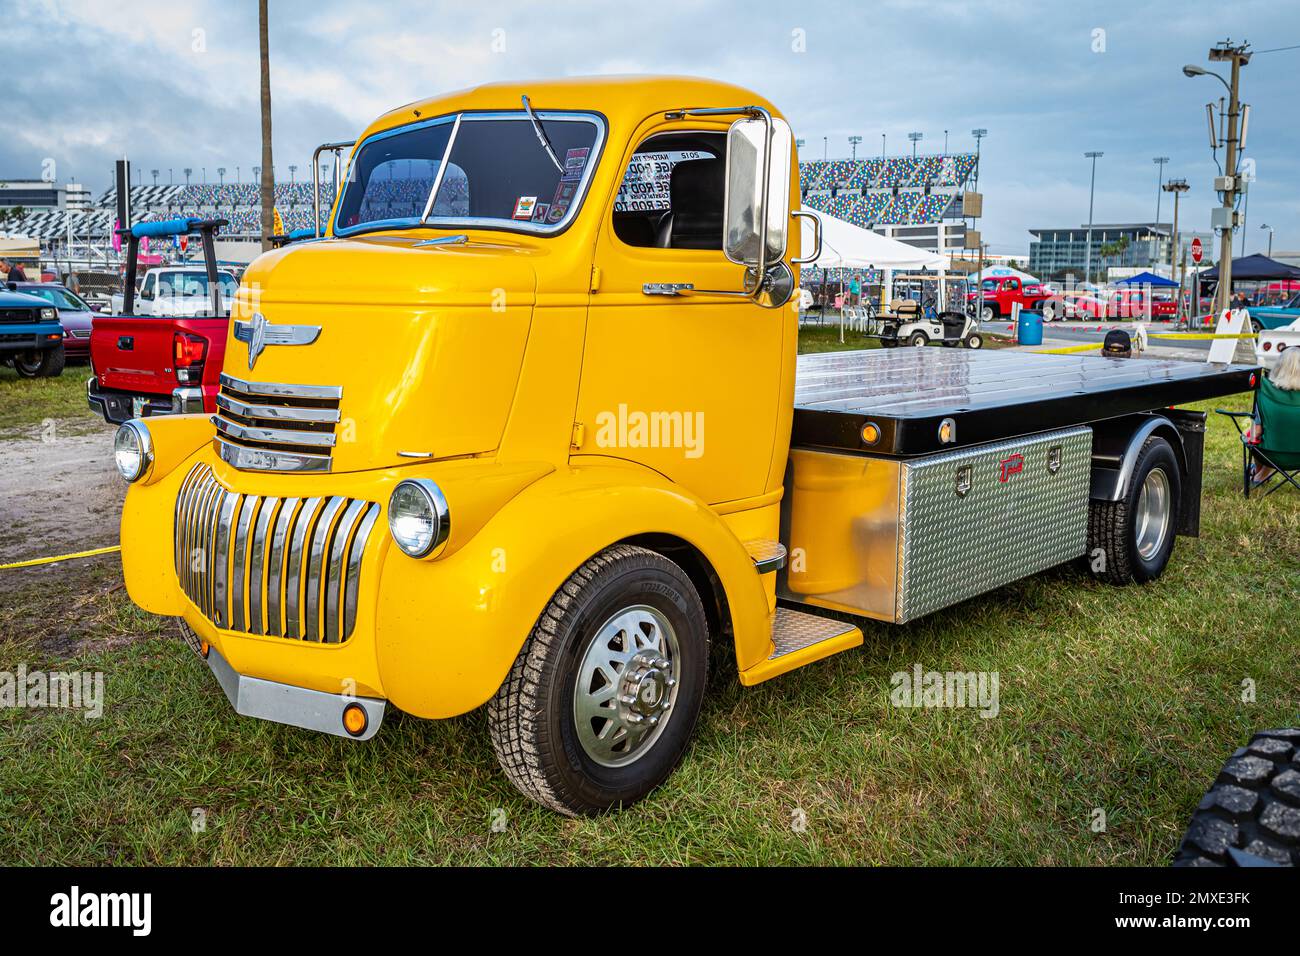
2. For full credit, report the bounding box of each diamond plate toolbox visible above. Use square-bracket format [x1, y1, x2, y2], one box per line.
[896, 426, 1092, 622]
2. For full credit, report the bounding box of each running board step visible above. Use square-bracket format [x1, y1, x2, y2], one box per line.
[743, 539, 787, 574]
[738, 607, 864, 686]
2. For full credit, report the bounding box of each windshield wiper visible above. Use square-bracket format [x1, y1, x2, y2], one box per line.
[522, 94, 564, 173]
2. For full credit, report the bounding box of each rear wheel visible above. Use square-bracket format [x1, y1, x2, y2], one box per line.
[980, 305, 995, 321]
[12, 345, 65, 378]
[964, 332, 984, 350]
[488, 544, 710, 815]
[907, 331, 929, 348]
[1087, 436, 1180, 584]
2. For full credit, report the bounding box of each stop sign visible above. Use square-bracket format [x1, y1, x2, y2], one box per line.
[1191, 237, 1203, 264]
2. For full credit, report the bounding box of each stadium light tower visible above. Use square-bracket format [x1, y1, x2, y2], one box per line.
[168, 168, 173, 185]
[881, 133, 886, 158]
[236, 165, 241, 184]
[202, 167, 206, 184]
[253, 166, 260, 183]
[1084, 151, 1104, 286]
[1152, 156, 1169, 226]
[848, 135, 862, 160]
[217, 167, 226, 186]
[184, 168, 192, 186]
[289, 164, 298, 184]
[822, 137, 827, 161]
[908, 131, 922, 158]
[150, 169, 159, 186]
[971, 129, 987, 193]
[944, 129, 949, 153]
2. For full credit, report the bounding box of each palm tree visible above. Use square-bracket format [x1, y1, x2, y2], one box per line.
[258, 0, 275, 251]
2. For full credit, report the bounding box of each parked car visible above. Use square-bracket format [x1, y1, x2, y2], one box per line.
[0, 288, 65, 377]
[1247, 290, 1300, 333]
[7, 282, 95, 362]
[1063, 289, 1176, 321]
[1256, 316, 1300, 372]
[108, 265, 237, 317]
[968, 276, 1054, 320]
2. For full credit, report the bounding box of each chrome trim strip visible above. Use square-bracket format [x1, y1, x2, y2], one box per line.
[230, 495, 259, 632]
[286, 497, 323, 639]
[248, 496, 279, 636]
[213, 492, 239, 627]
[216, 393, 341, 424]
[216, 437, 332, 473]
[344, 504, 379, 639]
[305, 497, 346, 641]
[326, 499, 366, 644]
[214, 415, 337, 448]
[267, 498, 300, 637]
[219, 373, 342, 401]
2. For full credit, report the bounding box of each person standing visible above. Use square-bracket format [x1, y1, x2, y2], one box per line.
[1, 258, 27, 282]
[849, 274, 861, 307]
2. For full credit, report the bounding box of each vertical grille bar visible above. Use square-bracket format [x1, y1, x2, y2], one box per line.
[267, 498, 300, 636]
[325, 500, 366, 644]
[230, 495, 259, 632]
[285, 496, 324, 639]
[248, 497, 280, 635]
[213, 493, 239, 627]
[304, 497, 346, 642]
[344, 504, 380, 639]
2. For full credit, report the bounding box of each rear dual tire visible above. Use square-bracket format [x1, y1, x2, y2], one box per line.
[488, 545, 710, 816]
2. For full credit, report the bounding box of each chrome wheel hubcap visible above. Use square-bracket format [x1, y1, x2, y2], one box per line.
[573, 605, 680, 767]
[1135, 467, 1171, 561]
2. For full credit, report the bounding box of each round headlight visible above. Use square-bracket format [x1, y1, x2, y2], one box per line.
[387, 479, 450, 559]
[113, 420, 153, 483]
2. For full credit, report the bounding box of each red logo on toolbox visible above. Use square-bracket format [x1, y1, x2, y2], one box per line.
[999, 453, 1024, 483]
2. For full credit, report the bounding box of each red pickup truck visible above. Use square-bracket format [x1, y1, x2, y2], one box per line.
[87, 218, 230, 424]
[968, 275, 1055, 320]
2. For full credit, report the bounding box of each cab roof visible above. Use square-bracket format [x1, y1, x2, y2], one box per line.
[360, 75, 783, 144]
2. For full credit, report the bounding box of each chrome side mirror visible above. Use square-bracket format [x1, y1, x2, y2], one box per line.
[723, 114, 792, 272]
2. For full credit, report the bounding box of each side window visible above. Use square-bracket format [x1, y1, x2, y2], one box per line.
[612, 133, 725, 250]
[1006, 279, 1019, 292]
[140, 274, 156, 299]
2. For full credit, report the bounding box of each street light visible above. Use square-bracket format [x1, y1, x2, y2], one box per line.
[1084, 151, 1103, 286]
[848, 135, 862, 160]
[908, 131, 922, 158]
[1152, 156, 1169, 226]
[1260, 223, 1274, 258]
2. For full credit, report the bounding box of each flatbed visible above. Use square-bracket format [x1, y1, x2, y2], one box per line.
[792, 348, 1257, 456]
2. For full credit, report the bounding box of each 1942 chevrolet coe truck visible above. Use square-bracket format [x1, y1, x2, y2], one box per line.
[111, 76, 1256, 815]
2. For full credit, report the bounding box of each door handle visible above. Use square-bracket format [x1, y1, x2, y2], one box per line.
[118, 336, 134, 350]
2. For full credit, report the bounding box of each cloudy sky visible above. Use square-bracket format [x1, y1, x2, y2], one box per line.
[2, 0, 1297, 255]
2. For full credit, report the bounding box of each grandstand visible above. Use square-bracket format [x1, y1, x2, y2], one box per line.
[6, 181, 338, 246]
[799, 151, 976, 229]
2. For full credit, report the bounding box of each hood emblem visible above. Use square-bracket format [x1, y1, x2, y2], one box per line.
[234, 313, 322, 370]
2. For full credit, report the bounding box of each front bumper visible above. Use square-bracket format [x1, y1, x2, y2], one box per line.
[196, 631, 386, 741]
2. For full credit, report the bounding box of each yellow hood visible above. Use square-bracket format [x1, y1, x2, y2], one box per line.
[226, 235, 539, 473]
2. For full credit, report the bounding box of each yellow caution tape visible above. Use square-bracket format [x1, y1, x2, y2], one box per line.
[1033, 343, 1104, 354]
[0, 545, 121, 571]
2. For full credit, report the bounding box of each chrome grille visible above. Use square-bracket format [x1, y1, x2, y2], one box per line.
[173, 463, 379, 643]
[214, 373, 342, 473]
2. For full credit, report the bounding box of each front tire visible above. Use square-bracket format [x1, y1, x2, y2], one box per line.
[964, 332, 984, 349]
[488, 544, 710, 815]
[1087, 436, 1181, 584]
[980, 305, 995, 321]
[907, 331, 929, 347]
[12, 346, 65, 378]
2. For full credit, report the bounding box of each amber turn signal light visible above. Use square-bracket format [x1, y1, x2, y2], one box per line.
[861, 422, 880, 445]
[342, 703, 368, 737]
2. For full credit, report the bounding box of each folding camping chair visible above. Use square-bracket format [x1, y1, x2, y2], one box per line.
[1215, 377, 1300, 498]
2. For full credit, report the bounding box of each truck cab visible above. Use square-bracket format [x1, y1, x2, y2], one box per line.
[111, 76, 1256, 816]
[109, 265, 238, 318]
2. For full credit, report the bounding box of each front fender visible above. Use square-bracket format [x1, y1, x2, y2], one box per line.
[375, 462, 770, 719]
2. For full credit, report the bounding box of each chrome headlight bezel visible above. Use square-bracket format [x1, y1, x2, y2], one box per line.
[387, 478, 450, 559]
[114, 419, 154, 483]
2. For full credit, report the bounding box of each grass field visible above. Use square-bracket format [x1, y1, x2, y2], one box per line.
[0, 334, 1296, 865]
[0, 363, 97, 440]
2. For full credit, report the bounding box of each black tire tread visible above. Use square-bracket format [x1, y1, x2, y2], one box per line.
[1086, 435, 1178, 585]
[1174, 729, 1300, 867]
[487, 544, 706, 816]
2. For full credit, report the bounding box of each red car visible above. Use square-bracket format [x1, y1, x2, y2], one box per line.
[968, 276, 1054, 319]
[8, 282, 96, 361]
[1067, 290, 1176, 320]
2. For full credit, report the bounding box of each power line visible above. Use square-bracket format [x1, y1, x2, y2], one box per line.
[1253, 42, 1300, 54]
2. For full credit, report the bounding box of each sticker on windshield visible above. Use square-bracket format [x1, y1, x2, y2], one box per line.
[513, 196, 538, 220]
[548, 180, 578, 222]
[531, 202, 551, 223]
[561, 147, 590, 183]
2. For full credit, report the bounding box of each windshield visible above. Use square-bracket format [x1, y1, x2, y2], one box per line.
[980, 280, 997, 291]
[155, 272, 238, 297]
[24, 286, 90, 311]
[333, 110, 604, 236]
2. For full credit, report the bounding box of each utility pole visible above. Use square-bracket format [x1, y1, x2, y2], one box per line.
[1152, 156, 1169, 225]
[1084, 151, 1103, 286]
[1164, 178, 1190, 321]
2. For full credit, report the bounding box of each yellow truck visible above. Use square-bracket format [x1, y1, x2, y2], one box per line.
[111, 76, 1256, 815]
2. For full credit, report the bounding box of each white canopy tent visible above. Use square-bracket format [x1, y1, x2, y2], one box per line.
[977, 265, 1040, 284]
[799, 211, 947, 271]
[798, 211, 949, 341]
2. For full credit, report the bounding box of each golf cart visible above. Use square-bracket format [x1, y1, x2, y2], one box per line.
[871, 299, 984, 349]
